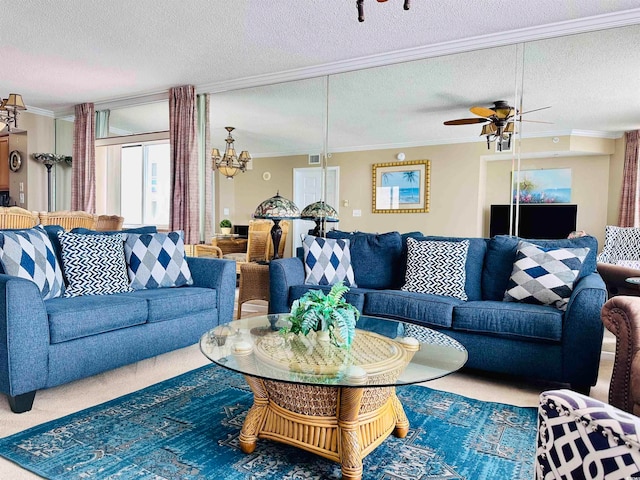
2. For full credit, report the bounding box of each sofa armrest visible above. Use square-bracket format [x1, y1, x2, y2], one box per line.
[269, 257, 305, 313]
[561, 272, 608, 388]
[598, 262, 640, 297]
[186, 257, 237, 325]
[602, 295, 640, 414]
[536, 389, 640, 479]
[0, 274, 50, 398]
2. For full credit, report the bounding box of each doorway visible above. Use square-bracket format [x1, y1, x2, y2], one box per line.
[293, 166, 340, 253]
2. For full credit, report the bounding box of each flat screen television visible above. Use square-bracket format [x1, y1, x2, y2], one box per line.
[489, 204, 577, 239]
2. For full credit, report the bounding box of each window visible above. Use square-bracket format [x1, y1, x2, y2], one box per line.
[96, 139, 170, 228]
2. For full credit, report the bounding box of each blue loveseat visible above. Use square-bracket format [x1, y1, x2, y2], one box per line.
[0, 226, 236, 413]
[270, 231, 607, 392]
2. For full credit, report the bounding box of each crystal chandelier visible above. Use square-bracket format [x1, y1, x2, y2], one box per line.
[0, 94, 27, 131]
[211, 127, 251, 179]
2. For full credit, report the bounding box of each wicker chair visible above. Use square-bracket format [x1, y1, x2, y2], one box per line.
[95, 214, 124, 231]
[193, 244, 224, 259]
[38, 211, 98, 231]
[223, 220, 273, 274]
[0, 207, 40, 229]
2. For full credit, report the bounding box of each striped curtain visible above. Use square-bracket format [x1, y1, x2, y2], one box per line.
[169, 85, 199, 244]
[619, 130, 640, 227]
[197, 93, 213, 243]
[71, 103, 96, 212]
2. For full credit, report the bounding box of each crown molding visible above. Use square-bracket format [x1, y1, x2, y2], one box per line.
[24, 105, 55, 117]
[51, 8, 640, 116]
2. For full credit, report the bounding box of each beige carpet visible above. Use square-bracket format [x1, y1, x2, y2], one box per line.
[0, 299, 615, 479]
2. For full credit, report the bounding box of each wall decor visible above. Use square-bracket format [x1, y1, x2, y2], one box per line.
[512, 168, 572, 204]
[372, 160, 430, 213]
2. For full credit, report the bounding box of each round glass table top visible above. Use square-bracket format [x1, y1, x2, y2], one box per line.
[200, 314, 468, 388]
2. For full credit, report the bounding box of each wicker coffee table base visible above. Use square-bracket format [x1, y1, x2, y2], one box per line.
[239, 375, 408, 480]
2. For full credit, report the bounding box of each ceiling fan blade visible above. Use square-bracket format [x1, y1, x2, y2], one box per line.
[520, 106, 552, 115]
[444, 118, 490, 125]
[520, 119, 555, 124]
[470, 106, 497, 118]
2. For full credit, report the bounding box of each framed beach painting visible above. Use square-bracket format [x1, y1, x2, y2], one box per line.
[512, 168, 572, 204]
[372, 160, 430, 213]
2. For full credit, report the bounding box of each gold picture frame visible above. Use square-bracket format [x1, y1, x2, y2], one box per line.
[372, 160, 430, 213]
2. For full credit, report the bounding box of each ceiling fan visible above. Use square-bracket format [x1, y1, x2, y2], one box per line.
[444, 100, 551, 151]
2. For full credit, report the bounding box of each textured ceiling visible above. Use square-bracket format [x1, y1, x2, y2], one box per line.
[2, 1, 640, 153]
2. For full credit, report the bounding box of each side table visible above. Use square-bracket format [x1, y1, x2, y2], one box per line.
[237, 262, 270, 319]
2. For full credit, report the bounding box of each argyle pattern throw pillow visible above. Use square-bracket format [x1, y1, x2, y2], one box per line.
[504, 241, 589, 311]
[0, 225, 64, 300]
[401, 238, 469, 300]
[302, 235, 357, 287]
[58, 231, 132, 298]
[124, 231, 193, 290]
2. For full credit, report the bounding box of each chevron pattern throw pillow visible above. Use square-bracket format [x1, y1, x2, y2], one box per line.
[302, 235, 357, 287]
[402, 238, 469, 300]
[504, 241, 589, 311]
[58, 232, 132, 297]
[124, 231, 193, 290]
[0, 226, 64, 300]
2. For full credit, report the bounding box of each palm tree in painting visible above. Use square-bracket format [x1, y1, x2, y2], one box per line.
[403, 171, 418, 183]
[382, 170, 418, 186]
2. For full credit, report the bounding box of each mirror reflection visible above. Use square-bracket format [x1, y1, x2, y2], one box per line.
[53, 23, 638, 256]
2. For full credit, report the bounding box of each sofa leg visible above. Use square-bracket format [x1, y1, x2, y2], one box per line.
[8, 391, 36, 413]
[571, 384, 591, 395]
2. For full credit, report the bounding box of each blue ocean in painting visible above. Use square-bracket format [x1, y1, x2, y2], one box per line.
[514, 187, 571, 204]
[400, 187, 420, 204]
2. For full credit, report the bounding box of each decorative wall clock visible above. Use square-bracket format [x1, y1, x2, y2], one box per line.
[9, 150, 22, 172]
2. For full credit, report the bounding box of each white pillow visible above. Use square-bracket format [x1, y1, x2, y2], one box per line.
[597, 225, 640, 264]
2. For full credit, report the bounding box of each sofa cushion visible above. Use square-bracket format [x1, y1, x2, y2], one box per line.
[302, 235, 356, 287]
[482, 234, 598, 301]
[127, 286, 217, 323]
[364, 290, 461, 329]
[597, 225, 640, 264]
[0, 225, 64, 300]
[289, 284, 368, 312]
[413, 236, 487, 301]
[46, 294, 148, 343]
[326, 230, 402, 289]
[58, 231, 132, 297]
[124, 231, 193, 290]
[402, 238, 469, 300]
[452, 300, 563, 342]
[503, 241, 589, 311]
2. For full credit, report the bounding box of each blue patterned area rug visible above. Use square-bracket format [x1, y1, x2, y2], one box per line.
[0, 365, 536, 479]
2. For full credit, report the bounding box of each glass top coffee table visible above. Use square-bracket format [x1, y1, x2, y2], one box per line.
[200, 314, 467, 480]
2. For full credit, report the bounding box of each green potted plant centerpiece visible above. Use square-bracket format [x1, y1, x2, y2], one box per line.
[219, 219, 232, 235]
[284, 282, 360, 348]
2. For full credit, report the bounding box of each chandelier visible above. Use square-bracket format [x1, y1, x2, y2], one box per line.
[211, 127, 251, 179]
[357, 0, 410, 22]
[0, 94, 27, 131]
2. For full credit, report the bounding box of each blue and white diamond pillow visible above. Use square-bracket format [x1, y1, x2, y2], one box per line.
[0, 225, 64, 300]
[124, 231, 193, 290]
[504, 241, 590, 311]
[302, 235, 357, 287]
[58, 231, 132, 297]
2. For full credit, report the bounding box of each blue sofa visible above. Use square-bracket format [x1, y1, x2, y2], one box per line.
[0, 227, 237, 413]
[270, 232, 607, 392]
